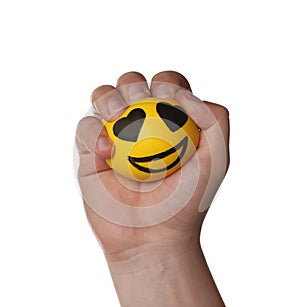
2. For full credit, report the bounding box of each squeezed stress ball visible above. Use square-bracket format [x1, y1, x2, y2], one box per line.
[103, 98, 200, 182]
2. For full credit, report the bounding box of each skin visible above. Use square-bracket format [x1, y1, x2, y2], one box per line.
[76, 71, 230, 307]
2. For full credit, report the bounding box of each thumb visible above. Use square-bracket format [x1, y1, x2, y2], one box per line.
[75, 116, 113, 177]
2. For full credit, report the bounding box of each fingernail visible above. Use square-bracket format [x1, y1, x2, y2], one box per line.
[183, 90, 203, 103]
[97, 136, 111, 151]
[175, 90, 196, 113]
[154, 84, 177, 98]
[107, 97, 124, 116]
[128, 84, 150, 102]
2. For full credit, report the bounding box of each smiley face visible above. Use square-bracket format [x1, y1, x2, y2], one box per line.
[103, 98, 200, 182]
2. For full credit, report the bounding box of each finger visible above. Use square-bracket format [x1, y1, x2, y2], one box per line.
[151, 71, 192, 99]
[175, 90, 230, 212]
[117, 71, 151, 104]
[92, 85, 127, 121]
[175, 89, 229, 167]
[76, 116, 113, 176]
[175, 90, 229, 132]
[202, 100, 230, 160]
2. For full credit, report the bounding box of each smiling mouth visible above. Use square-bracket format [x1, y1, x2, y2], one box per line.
[128, 136, 188, 174]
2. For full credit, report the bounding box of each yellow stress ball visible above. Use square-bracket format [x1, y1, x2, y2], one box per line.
[103, 98, 200, 182]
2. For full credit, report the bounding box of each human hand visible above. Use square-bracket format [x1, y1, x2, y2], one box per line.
[75, 71, 229, 306]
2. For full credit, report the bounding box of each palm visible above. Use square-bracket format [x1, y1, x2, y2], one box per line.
[81, 139, 210, 256]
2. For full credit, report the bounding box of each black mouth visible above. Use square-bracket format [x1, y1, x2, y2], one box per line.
[128, 136, 188, 174]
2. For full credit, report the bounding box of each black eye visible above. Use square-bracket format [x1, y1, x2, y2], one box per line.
[113, 108, 146, 142]
[156, 102, 188, 132]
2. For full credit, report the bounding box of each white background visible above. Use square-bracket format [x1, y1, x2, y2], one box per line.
[1, 1, 299, 306]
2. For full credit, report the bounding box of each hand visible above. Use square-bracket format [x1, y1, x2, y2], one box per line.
[76, 71, 229, 307]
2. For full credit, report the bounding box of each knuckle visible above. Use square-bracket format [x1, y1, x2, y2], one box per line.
[91, 85, 115, 102]
[117, 71, 146, 86]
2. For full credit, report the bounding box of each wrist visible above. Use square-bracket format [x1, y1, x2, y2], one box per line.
[107, 237, 199, 273]
[105, 240, 224, 307]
